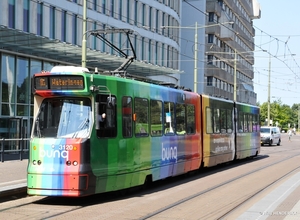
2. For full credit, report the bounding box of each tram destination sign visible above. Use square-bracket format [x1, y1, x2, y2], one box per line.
[34, 75, 84, 90]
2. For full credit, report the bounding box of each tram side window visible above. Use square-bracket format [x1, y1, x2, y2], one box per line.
[253, 114, 259, 132]
[150, 100, 163, 136]
[220, 109, 227, 133]
[134, 98, 149, 137]
[176, 104, 186, 135]
[244, 114, 249, 132]
[96, 94, 117, 138]
[227, 109, 233, 133]
[238, 111, 244, 132]
[186, 105, 195, 134]
[213, 108, 221, 133]
[164, 102, 175, 135]
[248, 114, 253, 132]
[206, 107, 213, 134]
[122, 96, 132, 138]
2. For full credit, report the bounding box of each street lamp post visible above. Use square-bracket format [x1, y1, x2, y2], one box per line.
[161, 21, 233, 93]
[267, 54, 271, 126]
[82, 0, 87, 68]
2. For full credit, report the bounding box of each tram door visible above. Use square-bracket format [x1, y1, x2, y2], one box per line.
[0, 117, 22, 150]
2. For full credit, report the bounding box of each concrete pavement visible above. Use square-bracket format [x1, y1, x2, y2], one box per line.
[0, 159, 27, 197]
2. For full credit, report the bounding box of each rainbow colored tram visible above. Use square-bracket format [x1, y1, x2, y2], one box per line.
[27, 66, 260, 197]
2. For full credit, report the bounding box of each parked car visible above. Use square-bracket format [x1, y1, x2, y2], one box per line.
[260, 126, 281, 146]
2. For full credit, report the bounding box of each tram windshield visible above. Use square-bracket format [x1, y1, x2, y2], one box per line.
[33, 98, 92, 138]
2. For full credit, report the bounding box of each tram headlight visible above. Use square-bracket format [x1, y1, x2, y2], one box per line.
[33, 160, 37, 165]
[66, 161, 71, 166]
[37, 160, 42, 165]
[73, 161, 78, 166]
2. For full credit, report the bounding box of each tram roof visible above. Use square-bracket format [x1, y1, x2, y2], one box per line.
[0, 25, 182, 77]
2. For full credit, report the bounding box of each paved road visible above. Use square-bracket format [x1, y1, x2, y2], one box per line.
[0, 159, 28, 197]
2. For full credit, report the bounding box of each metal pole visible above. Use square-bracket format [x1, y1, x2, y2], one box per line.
[267, 54, 271, 126]
[194, 22, 198, 93]
[81, 0, 87, 67]
[234, 49, 237, 102]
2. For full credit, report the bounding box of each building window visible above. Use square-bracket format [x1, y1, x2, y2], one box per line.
[162, 12, 165, 35]
[208, 34, 214, 43]
[102, 0, 106, 14]
[8, 0, 15, 28]
[142, 4, 145, 26]
[50, 6, 56, 39]
[161, 43, 165, 66]
[167, 46, 170, 67]
[148, 40, 152, 63]
[119, 0, 122, 20]
[155, 10, 159, 32]
[93, 0, 97, 10]
[208, 12, 214, 22]
[141, 37, 145, 61]
[37, 2, 43, 35]
[134, 1, 138, 25]
[16, 57, 29, 116]
[207, 55, 213, 65]
[61, 10, 67, 41]
[155, 42, 158, 65]
[207, 76, 213, 86]
[127, 0, 130, 23]
[110, 0, 114, 17]
[149, 7, 152, 30]
[1, 55, 16, 116]
[23, 0, 29, 32]
[72, 14, 77, 44]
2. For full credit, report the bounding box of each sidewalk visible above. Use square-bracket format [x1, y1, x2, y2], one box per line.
[0, 159, 28, 197]
[237, 171, 300, 219]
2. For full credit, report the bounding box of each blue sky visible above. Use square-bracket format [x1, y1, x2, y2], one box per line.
[253, 0, 300, 106]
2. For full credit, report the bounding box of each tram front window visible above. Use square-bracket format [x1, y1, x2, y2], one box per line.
[33, 98, 92, 138]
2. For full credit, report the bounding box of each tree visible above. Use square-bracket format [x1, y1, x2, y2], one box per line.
[258, 100, 298, 131]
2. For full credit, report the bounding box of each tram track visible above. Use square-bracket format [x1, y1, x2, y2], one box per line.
[138, 151, 300, 219]
[1, 145, 300, 219]
[218, 165, 300, 219]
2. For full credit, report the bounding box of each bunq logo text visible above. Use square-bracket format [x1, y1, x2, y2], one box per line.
[39, 149, 69, 160]
[162, 144, 177, 162]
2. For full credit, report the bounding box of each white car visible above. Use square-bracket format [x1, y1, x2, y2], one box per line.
[260, 126, 281, 146]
